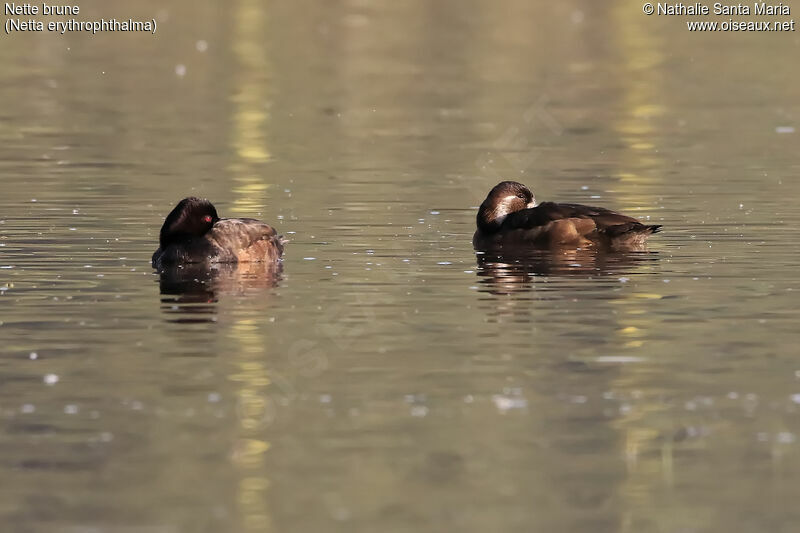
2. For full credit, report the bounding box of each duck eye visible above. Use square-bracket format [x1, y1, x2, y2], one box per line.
[517, 193, 526, 200]
[203, 215, 213, 223]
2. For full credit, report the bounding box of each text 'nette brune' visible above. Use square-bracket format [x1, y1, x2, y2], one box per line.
[4, 3, 79, 15]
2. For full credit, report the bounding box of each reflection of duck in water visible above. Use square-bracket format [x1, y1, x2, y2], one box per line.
[476, 248, 659, 295]
[473, 181, 661, 252]
[158, 262, 282, 323]
[152, 197, 285, 268]
[152, 198, 285, 322]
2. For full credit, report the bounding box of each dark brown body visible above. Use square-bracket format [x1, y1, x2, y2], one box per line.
[473, 182, 661, 252]
[152, 219, 284, 267]
[152, 198, 285, 268]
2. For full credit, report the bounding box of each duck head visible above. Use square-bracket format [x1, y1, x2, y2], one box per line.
[476, 181, 536, 232]
[159, 197, 220, 248]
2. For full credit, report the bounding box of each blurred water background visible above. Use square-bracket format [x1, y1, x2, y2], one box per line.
[1, 1, 800, 532]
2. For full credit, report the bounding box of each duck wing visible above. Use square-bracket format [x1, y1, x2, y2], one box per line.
[502, 202, 660, 246]
[504, 202, 636, 229]
[208, 218, 285, 263]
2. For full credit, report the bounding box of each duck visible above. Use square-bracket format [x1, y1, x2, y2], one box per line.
[473, 181, 661, 251]
[152, 197, 285, 268]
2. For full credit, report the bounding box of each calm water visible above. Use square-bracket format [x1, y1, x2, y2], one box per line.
[2, 1, 800, 532]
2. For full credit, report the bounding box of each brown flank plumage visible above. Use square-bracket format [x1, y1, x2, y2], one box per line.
[473, 181, 661, 251]
[152, 197, 285, 268]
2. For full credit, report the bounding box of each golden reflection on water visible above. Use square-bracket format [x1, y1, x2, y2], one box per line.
[228, 318, 274, 533]
[228, 0, 272, 216]
[226, 0, 275, 529]
[608, 3, 675, 531]
[611, 1, 666, 188]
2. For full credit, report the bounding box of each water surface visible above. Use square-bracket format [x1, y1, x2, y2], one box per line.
[2, 1, 800, 532]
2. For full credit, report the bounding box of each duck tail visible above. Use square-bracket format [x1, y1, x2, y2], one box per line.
[601, 222, 662, 250]
[647, 224, 662, 234]
[604, 222, 661, 238]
